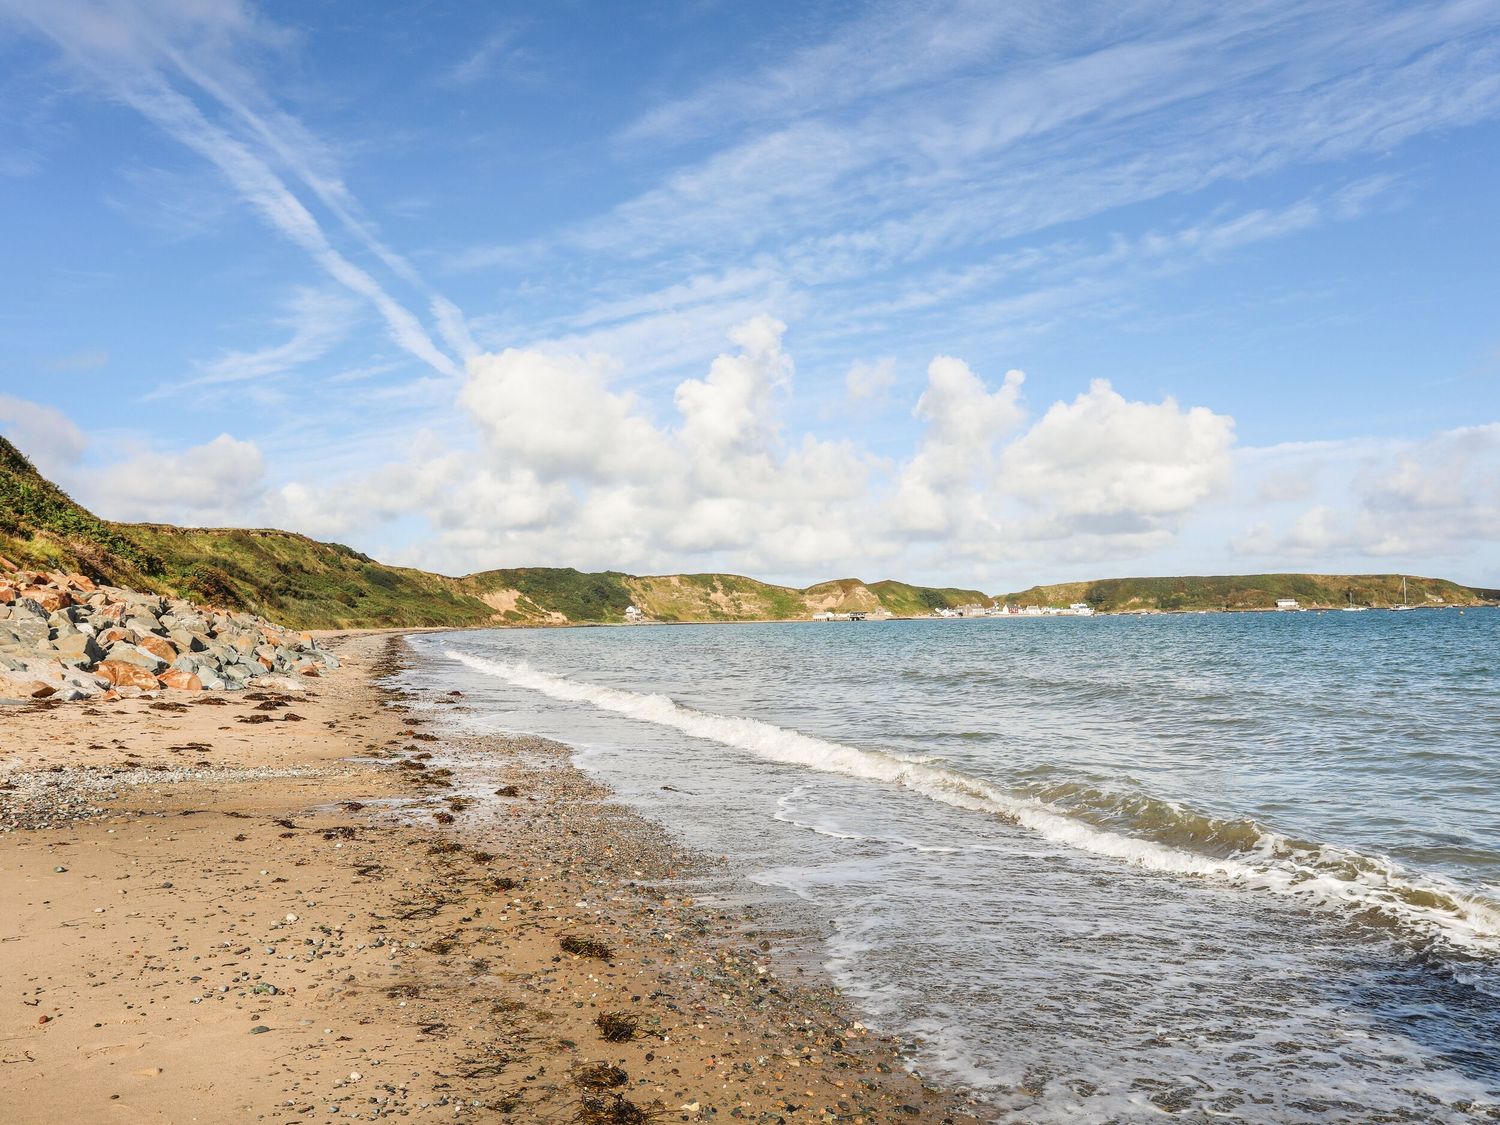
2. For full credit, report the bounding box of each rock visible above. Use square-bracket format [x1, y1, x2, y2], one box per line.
[94, 660, 162, 691]
[52, 632, 104, 667]
[157, 669, 203, 692]
[136, 635, 178, 663]
[20, 587, 70, 613]
[104, 643, 167, 673]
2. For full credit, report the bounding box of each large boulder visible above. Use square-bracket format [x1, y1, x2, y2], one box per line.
[94, 660, 162, 691]
[136, 635, 178, 663]
[157, 668, 203, 691]
[103, 643, 168, 674]
[52, 632, 104, 668]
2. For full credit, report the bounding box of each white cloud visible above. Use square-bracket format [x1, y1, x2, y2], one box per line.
[1001, 379, 1235, 531]
[890, 358, 1025, 534]
[5, 0, 466, 378]
[158, 287, 357, 396]
[81, 433, 267, 525]
[460, 349, 670, 482]
[1236, 424, 1500, 562]
[0, 394, 88, 477]
[845, 358, 896, 403]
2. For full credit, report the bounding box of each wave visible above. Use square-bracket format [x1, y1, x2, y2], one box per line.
[446, 649, 1500, 957]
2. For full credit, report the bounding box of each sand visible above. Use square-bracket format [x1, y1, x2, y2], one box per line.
[0, 633, 983, 1124]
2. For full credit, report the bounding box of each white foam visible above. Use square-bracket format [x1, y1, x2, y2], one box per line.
[447, 648, 1500, 956]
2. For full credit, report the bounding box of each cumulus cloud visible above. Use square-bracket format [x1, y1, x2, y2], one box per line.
[890, 358, 1025, 535]
[83, 433, 267, 526]
[1237, 424, 1500, 562]
[0, 394, 88, 478]
[1001, 379, 1235, 530]
[460, 348, 671, 483]
[4, 320, 1261, 583]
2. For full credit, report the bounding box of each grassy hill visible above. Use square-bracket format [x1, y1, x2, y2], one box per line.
[4, 436, 1492, 627]
[0, 435, 493, 629]
[1002, 573, 1499, 612]
[0, 436, 984, 628]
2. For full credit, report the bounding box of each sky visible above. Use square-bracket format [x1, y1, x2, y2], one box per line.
[1, 0, 1498, 591]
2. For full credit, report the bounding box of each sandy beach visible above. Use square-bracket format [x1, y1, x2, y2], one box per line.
[0, 632, 983, 1124]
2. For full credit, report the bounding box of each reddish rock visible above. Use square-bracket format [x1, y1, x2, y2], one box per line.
[20, 586, 71, 613]
[66, 573, 97, 592]
[299, 666, 320, 677]
[98, 627, 134, 647]
[0, 586, 15, 605]
[136, 636, 178, 662]
[94, 660, 161, 691]
[157, 669, 203, 692]
[13, 680, 57, 699]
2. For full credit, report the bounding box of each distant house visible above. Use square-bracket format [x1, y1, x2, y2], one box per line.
[624, 604, 645, 622]
[1275, 598, 1299, 611]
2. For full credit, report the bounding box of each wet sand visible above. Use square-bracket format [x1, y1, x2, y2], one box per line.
[0, 633, 984, 1124]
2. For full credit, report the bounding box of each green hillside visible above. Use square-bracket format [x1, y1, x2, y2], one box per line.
[868, 579, 989, 616]
[4, 436, 1493, 628]
[1002, 573, 1498, 612]
[0, 435, 492, 629]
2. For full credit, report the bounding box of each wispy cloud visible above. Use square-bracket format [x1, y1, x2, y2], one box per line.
[153, 286, 357, 397]
[4, 0, 468, 377]
[44, 348, 110, 373]
[441, 24, 535, 88]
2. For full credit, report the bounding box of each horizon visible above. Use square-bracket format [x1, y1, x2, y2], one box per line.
[2, 2, 1498, 590]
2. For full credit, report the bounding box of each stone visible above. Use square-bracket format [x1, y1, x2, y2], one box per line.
[52, 632, 104, 667]
[104, 643, 167, 673]
[20, 587, 70, 613]
[157, 669, 203, 692]
[94, 660, 162, 691]
[136, 635, 178, 663]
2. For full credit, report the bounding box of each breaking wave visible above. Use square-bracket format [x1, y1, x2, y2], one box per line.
[447, 649, 1500, 958]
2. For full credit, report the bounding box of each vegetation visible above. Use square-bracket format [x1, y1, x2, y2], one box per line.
[868, 579, 989, 616]
[0, 435, 492, 629]
[3, 436, 1492, 628]
[1002, 573, 1498, 612]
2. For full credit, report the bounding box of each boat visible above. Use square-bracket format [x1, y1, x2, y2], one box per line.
[1393, 576, 1413, 610]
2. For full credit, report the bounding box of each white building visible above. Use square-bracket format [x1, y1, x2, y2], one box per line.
[1275, 599, 1299, 611]
[624, 604, 645, 622]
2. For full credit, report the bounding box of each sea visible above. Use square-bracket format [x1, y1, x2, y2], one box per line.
[400, 609, 1500, 1123]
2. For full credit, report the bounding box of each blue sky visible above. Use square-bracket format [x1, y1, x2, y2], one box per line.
[2, 0, 1498, 589]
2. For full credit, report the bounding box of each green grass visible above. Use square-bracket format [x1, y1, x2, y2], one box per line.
[1002, 573, 1497, 611]
[5, 435, 1493, 629]
[868, 579, 988, 615]
[466, 567, 634, 623]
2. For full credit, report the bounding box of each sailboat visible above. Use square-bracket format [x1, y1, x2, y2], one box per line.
[1342, 589, 1368, 612]
[1393, 575, 1413, 610]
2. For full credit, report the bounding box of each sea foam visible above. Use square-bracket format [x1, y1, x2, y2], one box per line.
[447, 648, 1500, 957]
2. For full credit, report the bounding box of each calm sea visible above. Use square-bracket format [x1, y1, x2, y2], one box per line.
[402, 609, 1500, 1123]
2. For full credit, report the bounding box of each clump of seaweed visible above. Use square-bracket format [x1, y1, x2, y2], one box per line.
[594, 1011, 637, 1043]
[561, 935, 613, 960]
[575, 1064, 629, 1090]
[578, 1093, 654, 1124]
[494, 785, 521, 797]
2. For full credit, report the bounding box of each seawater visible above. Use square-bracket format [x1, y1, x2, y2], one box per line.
[401, 610, 1500, 1123]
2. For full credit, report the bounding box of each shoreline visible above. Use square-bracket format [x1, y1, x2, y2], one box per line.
[0, 632, 984, 1123]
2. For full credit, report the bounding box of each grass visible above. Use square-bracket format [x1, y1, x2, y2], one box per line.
[4, 435, 1492, 627]
[1001, 573, 1498, 611]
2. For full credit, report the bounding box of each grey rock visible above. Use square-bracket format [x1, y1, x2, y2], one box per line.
[52, 632, 104, 667]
